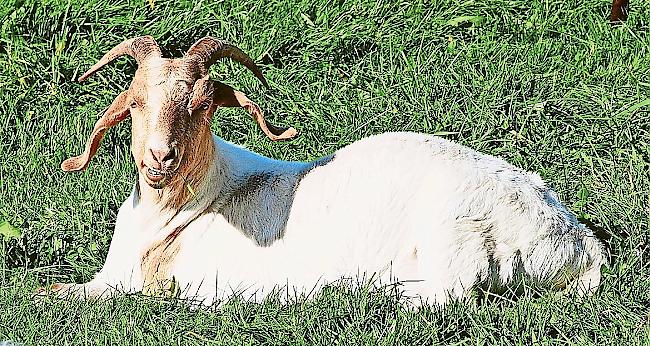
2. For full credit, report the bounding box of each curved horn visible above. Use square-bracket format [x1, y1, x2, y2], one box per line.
[78, 36, 162, 82]
[186, 36, 268, 88]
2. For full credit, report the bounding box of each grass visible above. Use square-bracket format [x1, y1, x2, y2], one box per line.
[1, 0, 649, 344]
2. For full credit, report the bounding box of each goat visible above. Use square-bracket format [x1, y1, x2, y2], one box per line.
[41, 36, 606, 306]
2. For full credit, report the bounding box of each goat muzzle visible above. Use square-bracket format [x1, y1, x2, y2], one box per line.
[141, 147, 182, 188]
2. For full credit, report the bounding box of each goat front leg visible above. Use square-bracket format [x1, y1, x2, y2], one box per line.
[35, 188, 144, 300]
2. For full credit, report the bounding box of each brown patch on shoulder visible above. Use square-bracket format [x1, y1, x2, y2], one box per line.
[140, 226, 185, 295]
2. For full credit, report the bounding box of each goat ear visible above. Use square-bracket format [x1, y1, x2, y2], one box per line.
[212, 81, 297, 141]
[61, 91, 131, 172]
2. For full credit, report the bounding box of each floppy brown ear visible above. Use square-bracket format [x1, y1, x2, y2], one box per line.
[212, 81, 297, 141]
[61, 91, 131, 171]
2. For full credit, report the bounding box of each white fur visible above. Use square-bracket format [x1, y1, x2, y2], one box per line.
[60, 132, 606, 305]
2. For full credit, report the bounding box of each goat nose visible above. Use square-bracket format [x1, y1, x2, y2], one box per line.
[150, 147, 176, 165]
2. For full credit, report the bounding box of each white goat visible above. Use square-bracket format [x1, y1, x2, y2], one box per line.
[42, 36, 606, 305]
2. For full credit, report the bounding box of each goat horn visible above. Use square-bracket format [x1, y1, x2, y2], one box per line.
[78, 36, 162, 82]
[186, 37, 269, 88]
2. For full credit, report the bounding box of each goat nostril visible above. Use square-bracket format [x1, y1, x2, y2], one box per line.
[163, 148, 176, 162]
[150, 148, 176, 165]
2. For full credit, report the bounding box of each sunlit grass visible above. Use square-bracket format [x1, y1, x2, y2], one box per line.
[1, 0, 649, 344]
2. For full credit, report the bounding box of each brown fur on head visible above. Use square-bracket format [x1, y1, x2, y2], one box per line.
[63, 36, 297, 193]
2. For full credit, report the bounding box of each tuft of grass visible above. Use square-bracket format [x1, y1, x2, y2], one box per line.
[1, 0, 649, 344]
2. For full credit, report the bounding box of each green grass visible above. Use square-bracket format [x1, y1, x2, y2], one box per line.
[1, 0, 649, 344]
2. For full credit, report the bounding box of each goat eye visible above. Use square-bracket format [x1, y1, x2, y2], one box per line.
[201, 103, 210, 110]
[130, 101, 138, 109]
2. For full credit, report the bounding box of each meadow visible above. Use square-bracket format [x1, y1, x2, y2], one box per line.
[0, 0, 649, 344]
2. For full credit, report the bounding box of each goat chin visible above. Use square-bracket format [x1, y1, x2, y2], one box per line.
[45, 131, 606, 307]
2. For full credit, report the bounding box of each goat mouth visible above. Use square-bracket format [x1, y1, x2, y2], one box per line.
[143, 166, 172, 188]
[147, 167, 164, 179]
